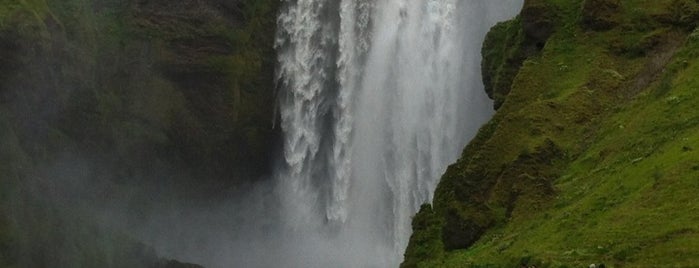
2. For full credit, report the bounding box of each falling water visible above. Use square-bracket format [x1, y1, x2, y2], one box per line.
[273, 0, 523, 267]
[85, 2, 525, 268]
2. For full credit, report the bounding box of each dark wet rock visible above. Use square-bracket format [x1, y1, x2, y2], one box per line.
[522, 0, 557, 45]
[582, 0, 622, 31]
[154, 259, 205, 268]
[441, 203, 494, 250]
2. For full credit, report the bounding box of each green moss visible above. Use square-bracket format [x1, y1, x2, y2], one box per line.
[581, 0, 622, 31]
[402, 205, 445, 268]
[0, 0, 49, 24]
[405, 0, 699, 266]
[481, 17, 526, 109]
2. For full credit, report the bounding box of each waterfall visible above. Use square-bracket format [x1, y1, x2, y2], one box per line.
[96, 2, 524, 268]
[273, 0, 523, 267]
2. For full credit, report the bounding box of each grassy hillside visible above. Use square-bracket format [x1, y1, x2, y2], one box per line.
[403, 0, 699, 267]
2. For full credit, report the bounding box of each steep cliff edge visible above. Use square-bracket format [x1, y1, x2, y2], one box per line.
[404, 0, 699, 267]
[0, 0, 278, 266]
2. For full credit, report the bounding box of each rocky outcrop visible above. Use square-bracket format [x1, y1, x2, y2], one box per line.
[481, 0, 557, 110]
[581, 0, 622, 31]
[521, 0, 557, 45]
[657, 0, 699, 29]
[481, 18, 524, 110]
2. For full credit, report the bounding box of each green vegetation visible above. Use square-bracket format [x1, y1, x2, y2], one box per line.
[1, 0, 280, 183]
[0, 0, 279, 266]
[404, 0, 699, 267]
[481, 17, 525, 110]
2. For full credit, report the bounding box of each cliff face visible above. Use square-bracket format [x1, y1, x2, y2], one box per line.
[0, 0, 279, 189]
[404, 0, 699, 266]
[0, 0, 278, 266]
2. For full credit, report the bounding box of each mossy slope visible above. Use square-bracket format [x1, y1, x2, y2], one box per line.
[404, 0, 699, 267]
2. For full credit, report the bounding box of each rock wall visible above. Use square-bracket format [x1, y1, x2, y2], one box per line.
[0, 0, 279, 266]
[0, 0, 280, 190]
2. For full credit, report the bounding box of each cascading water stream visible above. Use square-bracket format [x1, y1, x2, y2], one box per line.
[274, 0, 523, 267]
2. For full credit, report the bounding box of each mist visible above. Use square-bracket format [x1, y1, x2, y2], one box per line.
[0, 1, 522, 268]
[129, 1, 523, 267]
